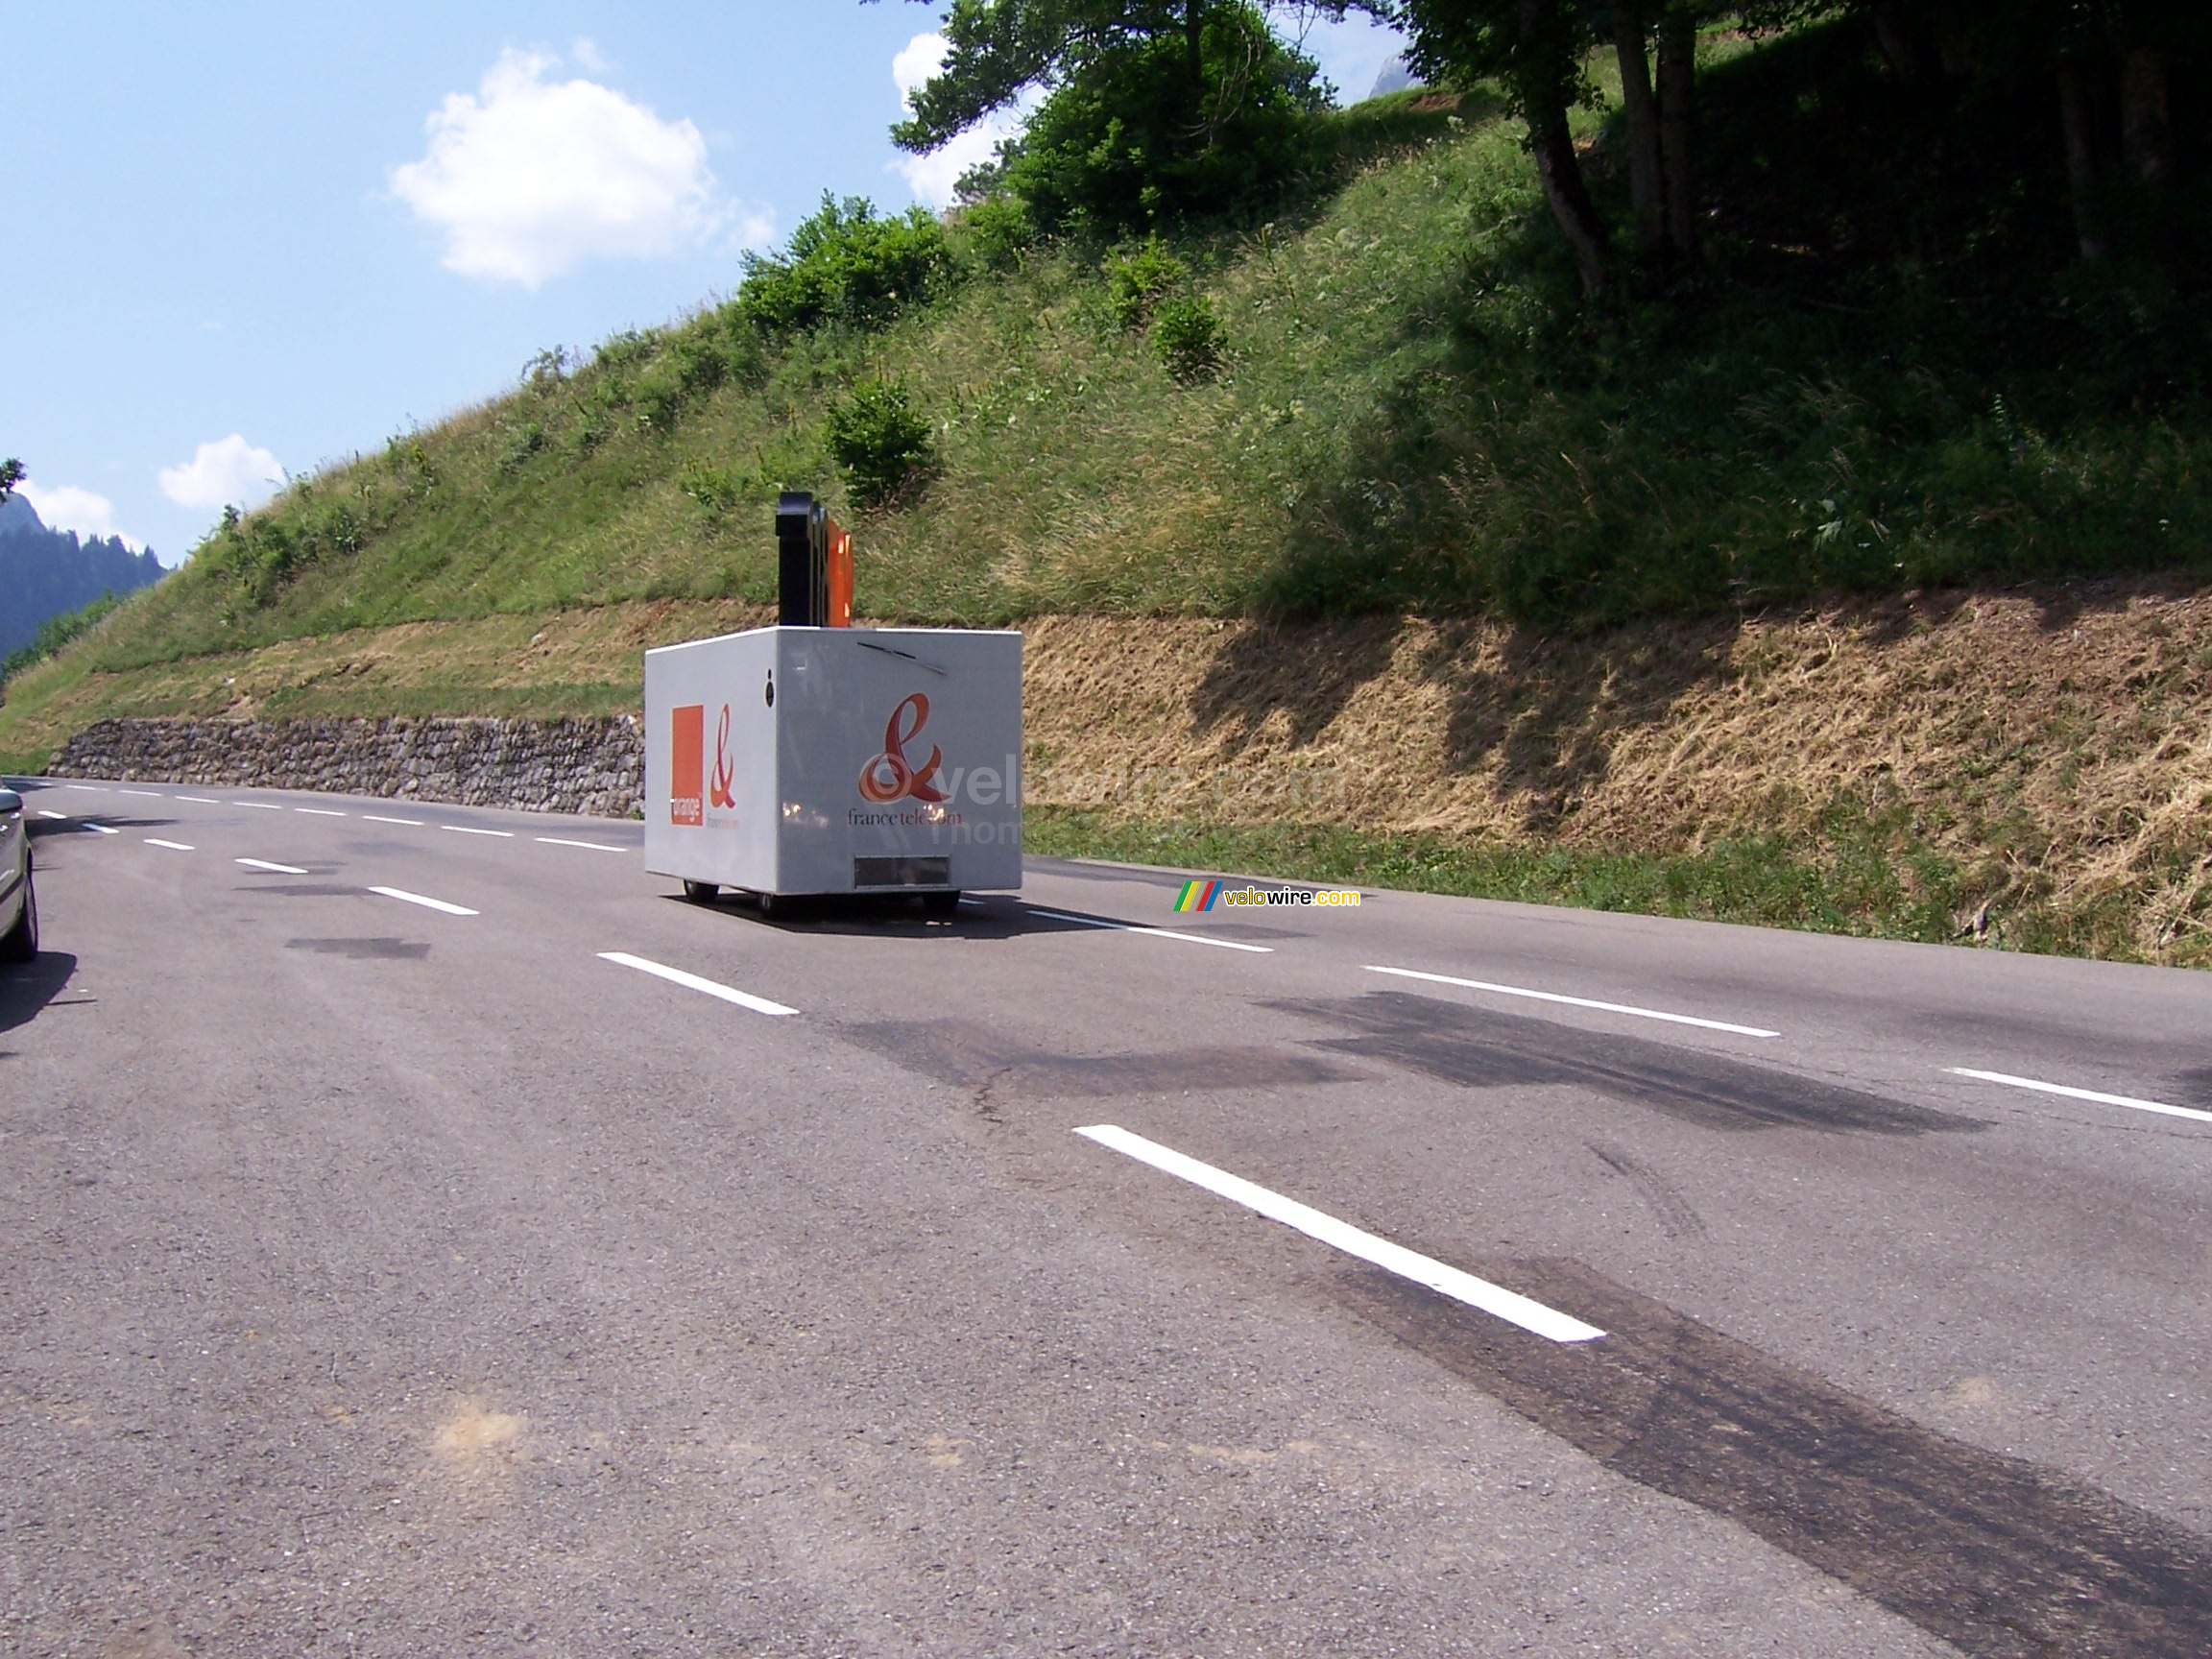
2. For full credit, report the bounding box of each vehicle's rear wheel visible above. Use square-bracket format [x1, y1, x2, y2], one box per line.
[0, 870, 37, 963]
[681, 879, 718, 903]
[923, 889, 961, 918]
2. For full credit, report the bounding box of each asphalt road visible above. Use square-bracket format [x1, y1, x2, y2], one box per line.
[5, 777, 2210, 1658]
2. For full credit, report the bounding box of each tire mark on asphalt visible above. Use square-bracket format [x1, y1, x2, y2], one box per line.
[284, 938, 432, 961]
[842, 1018, 1364, 1099]
[1585, 1141, 1706, 1239]
[1346, 1258, 2212, 1659]
[1272, 991, 1984, 1137]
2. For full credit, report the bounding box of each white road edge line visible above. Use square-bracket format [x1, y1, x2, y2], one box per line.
[442, 825, 515, 838]
[597, 951, 796, 1017]
[295, 807, 347, 817]
[118, 788, 164, 798]
[176, 796, 222, 805]
[369, 885, 479, 917]
[1363, 965, 1779, 1038]
[536, 836, 627, 853]
[145, 838, 195, 852]
[233, 802, 283, 810]
[1946, 1068, 2212, 1128]
[236, 857, 309, 875]
[1027, 906, 1274, 953]
[1074, 1124, 1605, 1343]
[362, 814, 425, 826]
[84, 823, 119, 836]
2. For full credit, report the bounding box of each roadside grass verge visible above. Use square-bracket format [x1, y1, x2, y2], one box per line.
[1024, 805, 2191, 967]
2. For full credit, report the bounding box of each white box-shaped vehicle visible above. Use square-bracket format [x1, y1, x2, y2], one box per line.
[643, 624, 1022, 902]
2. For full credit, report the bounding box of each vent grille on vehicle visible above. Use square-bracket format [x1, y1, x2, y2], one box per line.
[854, 855, 950, 888]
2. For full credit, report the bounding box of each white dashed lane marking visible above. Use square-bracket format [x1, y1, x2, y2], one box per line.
[443, 826, 514, 838]
[236, 858, 309, 875]
[369, 886, 479, 917]
[1074, 1124, 1605, 1344]
[1362, 965, 1780, 1039]
[118, 789, 163, 798]
[1947, 1068, 2212, 1128]
[84, 823, 119, 836]
[36, 811, 65, 821]
[362, 814, 424, 827]
[537, 837, 628, 854]
[1026, 906, 1274, 953]
[233, 802, 283, 811]
[176, 796, 222, 805]
[145, 839, 194, 852]
[597, 951, 796, 1017]
[295, 807, 347, 817]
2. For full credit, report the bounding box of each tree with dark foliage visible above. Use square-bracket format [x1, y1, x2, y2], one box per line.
[1385, 0, 2206, 293]
[878, 0, 1328, 231]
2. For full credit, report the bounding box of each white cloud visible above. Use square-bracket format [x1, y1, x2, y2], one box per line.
[570, 36, 611, 73]
[17, 482, 142, 550]
[890, 32, 1033, 210]
[390, 48, 725, 287]
[157, 435, 286, 513]
[891, 31, 950, 101]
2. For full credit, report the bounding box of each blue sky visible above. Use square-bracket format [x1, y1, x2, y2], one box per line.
[2, 3, 1404, 565]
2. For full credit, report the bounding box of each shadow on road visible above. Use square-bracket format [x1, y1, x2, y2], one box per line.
[29, 817, 180, 837]
[0, 950, 82, 1037]
[660, 891, 1145, 942]
[1272, 990, 1986, 1137]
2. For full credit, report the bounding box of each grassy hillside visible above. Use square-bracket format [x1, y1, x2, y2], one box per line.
[13, 21, 2208, 714]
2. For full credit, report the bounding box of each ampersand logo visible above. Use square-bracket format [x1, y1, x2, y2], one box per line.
[857, 692, 945, 804]
[709, 703, 736, 810]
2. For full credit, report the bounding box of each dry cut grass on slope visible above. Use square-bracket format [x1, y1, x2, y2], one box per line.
[1020, 578, 2212, 964]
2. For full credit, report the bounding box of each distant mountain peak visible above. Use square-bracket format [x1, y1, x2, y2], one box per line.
[0, 492, 165, 659]
[1370, 54, 1422, 98]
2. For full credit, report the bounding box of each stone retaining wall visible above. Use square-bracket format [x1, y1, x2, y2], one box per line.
[52, 716, 644, 818]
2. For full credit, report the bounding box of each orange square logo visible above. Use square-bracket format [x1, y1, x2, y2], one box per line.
[670, 704, 704, 826]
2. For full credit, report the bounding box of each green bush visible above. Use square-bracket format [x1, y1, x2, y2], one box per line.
[1152, 293, 1226, 381]
[737, 196, 955, 338]
[632, 369, 687, 435]
[998, 1, 1329, 235]
[958, 196, 1035, 273]
[497, 421, 545, 472]
[678, 459, 747, 523]
[825, 380, 935, 507]
[592, 329, 658, 373]
[202, 484, 379, 607]
[1106, 239, 1187, 329]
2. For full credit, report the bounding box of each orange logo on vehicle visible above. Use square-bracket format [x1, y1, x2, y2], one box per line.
[670, 704, 704, 826]
[709, 704, 736, 809]
[857, 692, 945, 804]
